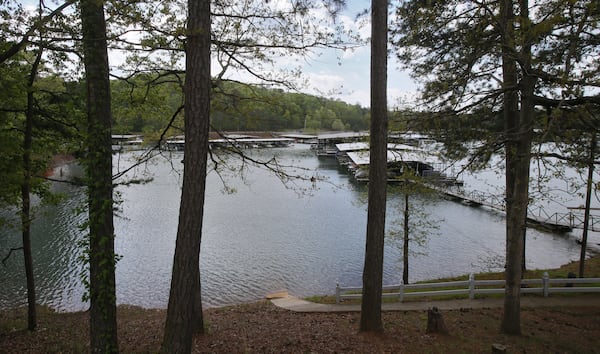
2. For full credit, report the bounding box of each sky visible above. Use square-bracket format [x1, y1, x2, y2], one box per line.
[297, 37, 418, 108]
[294, 1, 419, 108]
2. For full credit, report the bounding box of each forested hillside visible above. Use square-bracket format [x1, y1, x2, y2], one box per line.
[110, 74, 370, 138]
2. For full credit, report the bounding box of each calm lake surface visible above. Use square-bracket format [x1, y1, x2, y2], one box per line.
[1, 144, 596, 311]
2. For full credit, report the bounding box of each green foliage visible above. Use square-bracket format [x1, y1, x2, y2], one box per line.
[0, 54, 27, 212]
[386, 174, 442, 284]
[390, 0, 600, 170]
[109, 74, 370, 136]
[111, 73, 184, 137]
[0, 49, 83, 227]
[387, 191, 440, 253]
[210, 82, 369, 132]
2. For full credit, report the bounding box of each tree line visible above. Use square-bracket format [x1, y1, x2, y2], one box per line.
[111, 76, 370, 138]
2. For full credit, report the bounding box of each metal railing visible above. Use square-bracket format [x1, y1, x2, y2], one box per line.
[527, 205, 600, 232]
[433, 185, 600, 231]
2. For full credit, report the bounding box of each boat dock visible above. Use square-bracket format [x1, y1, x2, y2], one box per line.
[165, 133, 294, 150]
[335, 141, 463, 187]
[315, 133, 598, 233]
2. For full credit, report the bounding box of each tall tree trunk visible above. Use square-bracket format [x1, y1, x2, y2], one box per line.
[579, 133, 596, 277]
[360, 0, 388, 333]
[522, 215, 527, 274]
[21, 49, 43, 332]
[80, 0, 118, 351]
[403, 193, 409, 285]
[503, 77, 534, 335]
[501, 0, 535, 335]
[500, 0, 520, 335]
[161, 0, 211, 352]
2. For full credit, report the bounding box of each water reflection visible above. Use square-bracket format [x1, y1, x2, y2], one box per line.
[0, 181, 87, 311]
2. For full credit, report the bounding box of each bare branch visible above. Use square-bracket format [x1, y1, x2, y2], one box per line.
[111, 105, 184, 182]
[2, 247, 23, 266]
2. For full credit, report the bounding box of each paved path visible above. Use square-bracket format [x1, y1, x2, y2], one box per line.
[271, 294, 600, 313]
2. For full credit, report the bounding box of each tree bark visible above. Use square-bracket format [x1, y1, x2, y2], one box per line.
[579, 133, 596, 277]
[80, 0, 118, 351]
[500, 0, 521, 335]
[21, 49, 43, 332]
[501, 0, 535, 335]
[360, 0, 388, 333]
[403, 193, 409, 285]
[161, 0, 211, 352]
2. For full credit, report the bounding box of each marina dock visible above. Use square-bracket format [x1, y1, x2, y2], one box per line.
[310, 132, 599, 234]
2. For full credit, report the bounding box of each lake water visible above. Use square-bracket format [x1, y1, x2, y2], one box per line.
[0, 144, 596, 312]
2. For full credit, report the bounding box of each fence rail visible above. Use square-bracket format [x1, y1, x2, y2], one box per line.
[335, 273, 600, 304]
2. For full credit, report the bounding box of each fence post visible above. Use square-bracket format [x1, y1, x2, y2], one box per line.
[399, 280, 405, 302]
[335, 283, 340, 304]
[569, 212, 574, 228]
[542, 272, 549, 297]
[469, 273, 475, 300]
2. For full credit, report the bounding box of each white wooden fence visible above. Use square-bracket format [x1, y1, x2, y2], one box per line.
[335, 272, 600, 304]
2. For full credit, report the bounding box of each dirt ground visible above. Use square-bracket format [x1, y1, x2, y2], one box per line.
[3, 257, 600, 353]
[1, 299, 600, 353]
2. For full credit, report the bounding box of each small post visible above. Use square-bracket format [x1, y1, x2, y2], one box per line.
[399, 279, 405, 302]
[566, 271, 576, 287]
[426, 307, 449, 334]
[335, 283, 340, 304]
[542, 272, 549, 297]
[468, 273, 475, 300]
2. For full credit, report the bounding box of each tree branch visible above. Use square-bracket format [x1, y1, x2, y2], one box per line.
[0, 0, 76, 64]
[2, 247, 23, 266]
[533, 95, 600, 108]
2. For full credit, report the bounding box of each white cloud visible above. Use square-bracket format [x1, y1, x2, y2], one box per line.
[297, 41, 418, 108]
[284, 1, 418, 108]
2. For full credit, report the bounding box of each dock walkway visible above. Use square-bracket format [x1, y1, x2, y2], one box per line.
[271, 294, 600, 313]
[429, 184, 600, 232]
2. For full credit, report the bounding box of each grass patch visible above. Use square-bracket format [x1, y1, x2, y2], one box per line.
[303, 294, 338, 304]
[307, 255, 600, 304]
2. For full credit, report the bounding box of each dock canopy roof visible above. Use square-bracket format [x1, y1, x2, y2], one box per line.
[335, 142, 419, 152]
[346, 150, 441, 166]
[209, 137, 293, 144]
[279, 133, 318, 140]
[316, 132, 369, 140]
